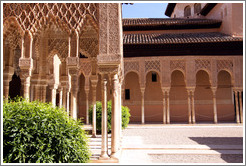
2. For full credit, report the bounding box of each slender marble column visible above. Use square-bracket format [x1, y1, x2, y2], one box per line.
[85, 89, 90, 124]
[66, 91, 70, 115]
[3, 83, 9, 99]
[51, 87, 57, 106]
[62, 88, 66, 109]
[187, 90, 192, 124]
[162, 90, 166, 124]
[239, 91, 243, 123]
[211, 87, 218, 124]
[70, 90, 78, 120]
[234, 91, 240, 123]
[99, 76, 109, 159]
[30, 84, 34, 102]
[140, 88, 145, 124]
[59, 88, 63, 108]
[166, 90, 170, 124]
[191, 90, 196, 124]
[91, 79, 98, 138]
[111, 74, 120, 158]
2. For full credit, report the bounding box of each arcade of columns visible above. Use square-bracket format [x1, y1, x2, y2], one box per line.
[2, 3, 244, 161]
[123, 56, 243, 124]
[3, 3, 123, 160]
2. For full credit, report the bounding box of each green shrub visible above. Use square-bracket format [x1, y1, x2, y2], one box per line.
[89, 101, 130, 132]
[3, 97, 90, 163]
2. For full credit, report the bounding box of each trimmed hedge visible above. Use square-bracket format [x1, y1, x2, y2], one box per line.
[89, 101, 130, 132]
[3, 98, 90, 163]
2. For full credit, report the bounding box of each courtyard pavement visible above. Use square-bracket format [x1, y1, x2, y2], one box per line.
[119, 124, 244, 164]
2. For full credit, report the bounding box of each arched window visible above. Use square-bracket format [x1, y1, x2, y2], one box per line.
[194, 3, 201, 14]
[184, 6, 191, 17]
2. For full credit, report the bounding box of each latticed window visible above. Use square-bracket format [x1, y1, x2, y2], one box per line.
[184, 5, 191, 17]
[194, 3, 201, 14]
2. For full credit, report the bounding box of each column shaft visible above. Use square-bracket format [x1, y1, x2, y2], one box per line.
[111, 74, 120, 158]
[66, 91, 70, 115]
[51, 88, 57, 106]
[70, 91, 78, 119]
[59, 89, 63, 108]
[91, 83, 97, 138]
[85, 90, 89, 124]
[234, 91, 240, 123]
[62, 88, 67, 109]
[141, 88, 145, 124]
[100, 77, 109, 159]
[166, 91, 170, 124]
[163, 91, 166, 124]
[191, 91, 196, 124]
[239, 91, 243, 123]
[187, 91, 192, 124]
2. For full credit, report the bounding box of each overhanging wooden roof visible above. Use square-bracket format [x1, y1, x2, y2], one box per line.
[123, 18, 222, 31]
[123, 32, 242, 44]
[123, 32, 243, 57]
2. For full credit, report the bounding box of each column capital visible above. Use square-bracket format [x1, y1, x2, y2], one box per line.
[211, 86, 217, 94]
[67, 57, 79, 68]
[19, 58, 33, 71]
[186, 86, 196, 93]
[162, 87, 170, 93]
[140, 87, 145, 95]
[90, 74, 98, 87]
[233, 87, 243, 92]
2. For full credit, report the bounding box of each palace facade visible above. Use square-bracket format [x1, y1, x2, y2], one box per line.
[2, 2, 243, 160]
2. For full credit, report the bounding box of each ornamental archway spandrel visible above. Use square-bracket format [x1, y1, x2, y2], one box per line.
[3, 3, 99, 35]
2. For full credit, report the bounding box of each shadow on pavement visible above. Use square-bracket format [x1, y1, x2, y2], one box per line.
[189, 137, 243, 163]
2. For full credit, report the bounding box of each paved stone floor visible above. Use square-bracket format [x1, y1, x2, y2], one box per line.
[119, 124, 244, 164]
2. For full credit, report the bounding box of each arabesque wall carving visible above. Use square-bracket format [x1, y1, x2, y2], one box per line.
[3, 3, 98, 34]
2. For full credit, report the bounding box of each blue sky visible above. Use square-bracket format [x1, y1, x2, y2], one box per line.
[122, 3, 168, 18]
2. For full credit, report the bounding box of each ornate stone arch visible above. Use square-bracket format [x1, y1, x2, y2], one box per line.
[217, 69, 234, 86]
[196, 69, 212, 85]
[47, 49, 63, 62]
[124, 61, 140, 77]
[170, 60, 186, 76]
[171, 69, 186, 84]
[216, 59, 234, 86]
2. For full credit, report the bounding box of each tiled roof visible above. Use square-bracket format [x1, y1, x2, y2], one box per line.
[123, 32, 242, 44]
[122, 18, 222, 31]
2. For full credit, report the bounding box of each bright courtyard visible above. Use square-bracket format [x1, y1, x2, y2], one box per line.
[119, 124, 244, 163]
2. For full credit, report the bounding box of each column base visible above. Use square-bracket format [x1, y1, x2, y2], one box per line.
[99, 152, 110, 160]
[110, 151, 121, 160]
[91, 134, 97, 138]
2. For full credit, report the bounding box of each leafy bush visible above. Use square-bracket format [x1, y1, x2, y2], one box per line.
[3, 97, 90, 163]
[89, 101, 130, 132]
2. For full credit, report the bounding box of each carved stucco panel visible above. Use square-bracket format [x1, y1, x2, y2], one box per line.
[3, 3, 99, 34]
[217, 59, 233, 75]
[170, 60, 185, 74]
[124, 61, 139, 75]
[145, 60, 161, 73]
[195, 59, 211, 74]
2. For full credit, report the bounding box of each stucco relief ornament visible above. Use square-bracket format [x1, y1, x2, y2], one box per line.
[217, 59, 233, 73]
[170, 60, 185, 72]
[195, 59, 211, 73]
[19, 58, 33, 68]
[67, 57, 79, 66]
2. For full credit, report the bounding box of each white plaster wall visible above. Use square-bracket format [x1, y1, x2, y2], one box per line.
[206, 3, 243, 36]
